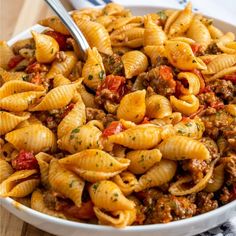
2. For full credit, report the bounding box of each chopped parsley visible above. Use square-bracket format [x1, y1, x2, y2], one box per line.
[157, 10, 167, 21]
[92, 183, 99, 191]
[98, 70, 105, 80]
[70, 127, 80, 140]
[88, 74, 93, 80]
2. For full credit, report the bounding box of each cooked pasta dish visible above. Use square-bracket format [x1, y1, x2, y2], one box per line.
[0, 2, 236, 227]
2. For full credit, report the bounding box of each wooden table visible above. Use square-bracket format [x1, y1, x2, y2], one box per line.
[0, 1, 73, 235]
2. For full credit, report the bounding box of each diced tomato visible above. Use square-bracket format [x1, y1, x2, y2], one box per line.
[192, 69, 206, 93]
[44, 31, 68, 50]
[189, 105, 205, 119]
[26, 61, 41, 73]
[211, 101, 224, 109]
[159, 65, 176, 92]
[223, 73, 236, 84]
[7, 55, 24, 69]
[181, 117, 190, 123]
[141, 116, 150, 124]
[97, 75, 126, 99]
[63, 201, 95, 220]
[12, 150, 39, 170]
[31, 73, 42, 84]
[190, 43, 201, 55]
[61, 103, 75, 118]
[102, 121, 125, 137]
[175, 81, 182, 97]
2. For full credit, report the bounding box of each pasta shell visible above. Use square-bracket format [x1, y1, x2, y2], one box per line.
[117, 90, 146, 123]
[206, 66, 236, 82]
[5, 124, 56, 153]
[0, 111, 30, 135]
[102, 3, 125, 16]
[0, 41, 14, 69]
[121, 51, 148, 79]
[174, 117, 205, 139]
[109, 124, 162, 150]
[38, 17, 70, 35]
[77, 84, 96, 108]
[202, 54, 236, 75]
[146, 94, 172, 119]
[0, 80, 44, 99]
[225, 104, 236, 116]
[207, 25, 224, 39]
[0, 142, 15, 161]
[35, 152, 54, 189]
[143, 15, 166, 46]
[205, 163, 225, 192]
[73, 18, 112, 55]
[32, 31, 59, 63]
[165, 40, 207, 70]
[0, 159, 14, 183]
[127, 149, 162, 174]
[57, 94, 86, 138]
[49, 159, 85, 207]
[0, 169, 39, 197]
[30, 82, 80, 111]
[177, 72, 201, 95]
[89, 180, 135, 211]
[168, 2, 193, 37]
[143, 45, 166, 66]
[15, 115, 42, 129]
[82, 47, 105, 90]
[58, 122, 103, 153]
[94, 207, 136, 228]
[170, 95, 199, 116]
[31, 189, 66, 219]
[0, 67, 26, 82]
[158, 136, 210, 160]
[53, 74, 71, 87]
[187, 18, 211, 51]
[0, 91, 45, 112]
[169, 158, 218, 195]
[59, 149, 130, 182]
[135, 159, 177, 192]
[112, 171, 138, 196]
[46, 51, 77, 79]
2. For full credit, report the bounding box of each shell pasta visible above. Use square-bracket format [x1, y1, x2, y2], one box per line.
[0, 3, 235, 228]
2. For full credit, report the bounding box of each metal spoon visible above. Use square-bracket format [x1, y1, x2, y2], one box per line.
[44, 0, 90, 60]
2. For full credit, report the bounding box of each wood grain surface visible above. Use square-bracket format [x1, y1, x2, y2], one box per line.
[0, 1, 73, 235]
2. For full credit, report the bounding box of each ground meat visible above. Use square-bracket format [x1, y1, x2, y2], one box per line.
[139, 67, 176, 97]
[43, 191, 64, 210]
[219, 186, 232, 204]
[196, 192, 218, 214]
[200, 109, 233, 139]
[182, 159, 209, 183]
[55, 51, 67, 62]
[205, 43, 222, 55]
[102, 53, 124, 75]
[210, 79, 235, 102]
[201, 137, 219, 160]
[86, 107, 116, 126]
[146, 195, 196, 224]
[223, 123, 236, 151]
[221, 155, 236, 185]
[197, 91, 221, 106]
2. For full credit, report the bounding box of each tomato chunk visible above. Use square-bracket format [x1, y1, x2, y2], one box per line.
[7, 55, 24, 69]
[63, 201, 95, 220]
[223, 73, 236, 84]
[12, 150, 39, 170]
[190, 43, 201, 55]
[102, 121, 125, 137]
[44, 31, 68, 50]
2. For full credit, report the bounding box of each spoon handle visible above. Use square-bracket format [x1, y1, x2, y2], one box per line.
[44, 0, 90, 60]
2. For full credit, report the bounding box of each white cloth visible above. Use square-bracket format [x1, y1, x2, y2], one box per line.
[68, 0, 236, 235]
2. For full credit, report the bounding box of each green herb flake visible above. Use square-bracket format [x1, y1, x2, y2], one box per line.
[51, 48, 54, 54]
[92, 183, 99, 191]
[88, 74, 93, 80]
[98, 70, 105, 80]
[185, 122, 192, 127]
[157, 10, 167, 21]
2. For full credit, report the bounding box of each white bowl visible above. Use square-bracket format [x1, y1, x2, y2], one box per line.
[1, 5, 236, 236]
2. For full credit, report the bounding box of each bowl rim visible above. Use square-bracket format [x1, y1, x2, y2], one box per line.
[3, 4, 236, 232]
